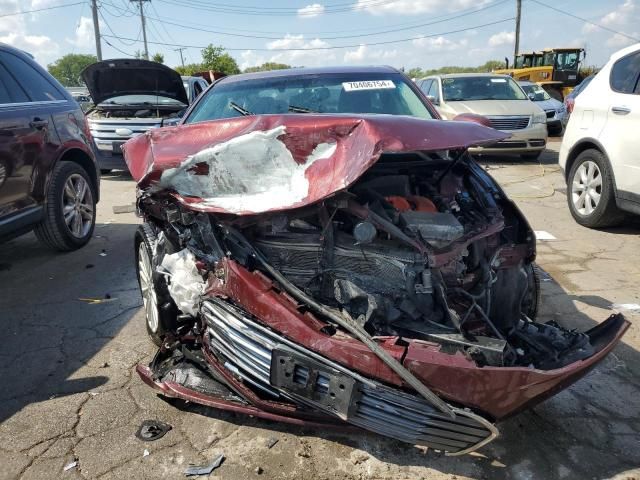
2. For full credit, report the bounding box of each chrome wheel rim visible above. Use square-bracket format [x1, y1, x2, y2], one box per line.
[571, 160, 602, 216]
[0, 162, 7, 185]
[138, 242, 159, 333]
[62, 174, 93, 238]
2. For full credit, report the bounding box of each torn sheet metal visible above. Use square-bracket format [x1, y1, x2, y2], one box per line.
[123, 114, 507, 215]
[158, 249, 206, 316]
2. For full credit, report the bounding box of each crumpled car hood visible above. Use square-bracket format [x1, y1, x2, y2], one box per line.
[123, 114, 507, 215]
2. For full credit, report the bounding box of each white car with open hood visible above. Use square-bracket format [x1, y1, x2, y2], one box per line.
[417, 73, 548, 159]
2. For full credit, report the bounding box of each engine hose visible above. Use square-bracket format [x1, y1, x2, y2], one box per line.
[223, 226, 455, 418]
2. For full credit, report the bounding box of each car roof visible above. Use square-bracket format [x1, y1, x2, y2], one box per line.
[518, 81, 536, 86]
[0, 42, 34, 59]
[608, 42, 640, 62]
[217, 65, 401, 84]
[432, 73, 511, 79]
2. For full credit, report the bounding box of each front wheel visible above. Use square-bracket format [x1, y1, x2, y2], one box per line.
[567, 149, 624, 228]
[34, 161, 96, 251]
[135, 224, 178, 346]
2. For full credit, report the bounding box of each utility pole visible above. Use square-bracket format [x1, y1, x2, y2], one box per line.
[175, 47, 186, 67]
[514, 0, 521, 66]
[131, 0, 150, 60]
[90, 0, 102, 61]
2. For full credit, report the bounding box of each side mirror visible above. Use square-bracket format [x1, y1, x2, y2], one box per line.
[162, 116, 181, 127]
[426, 95, 439, 106]
[528, 92, 536, 101]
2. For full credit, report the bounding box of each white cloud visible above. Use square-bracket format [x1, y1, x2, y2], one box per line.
[488, 31, 514, 47]
[298, 3, 325, 18]
[582, 0, 636, 36]
[412, 35, 467, 51]
[65, 16, 96, 48]
[342, 44, 398, 63]
[606, 32, 639, 47]
[355, 0, 489, 15]
[0, 0, 59, 65]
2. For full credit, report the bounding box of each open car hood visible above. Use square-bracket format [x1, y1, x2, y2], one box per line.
[81, 59, 188, 106]
[123, 114, 508, 215]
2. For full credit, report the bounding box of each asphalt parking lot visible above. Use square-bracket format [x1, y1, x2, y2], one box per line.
[1, 139, 639, 480]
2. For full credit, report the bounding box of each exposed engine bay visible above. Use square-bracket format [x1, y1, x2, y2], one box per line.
[151, 152, 593, 370]
[126, 114, 628, 455]
[87, 104, 183, 119]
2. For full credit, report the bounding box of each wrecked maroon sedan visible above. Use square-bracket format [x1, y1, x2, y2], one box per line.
[124, 69, 628, 456]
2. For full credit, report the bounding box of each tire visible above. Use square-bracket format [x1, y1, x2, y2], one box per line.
[566, 149, 625, 228]
[34, 161, 96, 251]
[100, 169, 112, 174]
[520, 151, 542, 161]
[522, 262, 540, 320]
[135, 223, 178, 346]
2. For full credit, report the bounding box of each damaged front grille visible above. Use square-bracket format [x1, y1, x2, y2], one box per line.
[202, 298, 497, 455]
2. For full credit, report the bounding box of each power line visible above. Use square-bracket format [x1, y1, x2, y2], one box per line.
[104, 0, 509, 42]
[529, 0, 640, 42]
[0, 1, 85, 18]
[98, 7, 141, 46]
[156, 0, 395, 16]
[103, 37, 135, 56]
[99, 0, 507, 36]
[101, 17, 515, 51]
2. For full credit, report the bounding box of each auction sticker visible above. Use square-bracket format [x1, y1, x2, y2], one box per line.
[342, 80, 395, 91]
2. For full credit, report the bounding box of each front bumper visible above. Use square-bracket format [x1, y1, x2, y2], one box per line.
[93, 147, 128, 171]
[470, 123, 548, 155]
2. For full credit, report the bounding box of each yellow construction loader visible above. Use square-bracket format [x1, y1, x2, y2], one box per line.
[495, 48, 585, 100]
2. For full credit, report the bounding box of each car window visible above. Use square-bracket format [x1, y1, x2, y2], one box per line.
[441, 76, 527, 101]
[427, 80, 440, 101]
[610, 51, 640, 94]
[0, 63, 29, 104]
[186, 73, 434, 123]
[193, 81, 203, 97]
[0, 51, 64, 102]
[419, 79, 432, 94]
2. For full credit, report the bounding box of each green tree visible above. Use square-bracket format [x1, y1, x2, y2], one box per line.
[201, 45, 240, 75]
[152, 52, 165, 64]
[47, 54, 97, 87]
[174, 63, 204, 76]
[243, 62, 291, 73]
[406, 67, 426, 79]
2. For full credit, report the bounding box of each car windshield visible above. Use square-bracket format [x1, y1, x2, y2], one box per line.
[441, 76, 527, 101]
[520, 84, 551, 101]
[185, 72, 433, 123]
[100, 94, 185, 106]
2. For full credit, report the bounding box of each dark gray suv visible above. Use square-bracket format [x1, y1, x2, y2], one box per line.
[0, 43, 99, 251]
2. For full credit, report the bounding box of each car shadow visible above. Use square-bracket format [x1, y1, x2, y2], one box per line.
[161, 268, 640, 480]
[0, 223, 141, 424]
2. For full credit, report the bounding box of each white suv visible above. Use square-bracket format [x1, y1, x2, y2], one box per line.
[560, 43, 640, 227]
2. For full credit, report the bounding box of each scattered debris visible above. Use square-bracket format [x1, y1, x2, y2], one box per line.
[143, 449, 150, 457]
[265, 437, 279, 449]
[89, 392, 99, 396]
[135, 420, 172, 442]
[100, 362, 109, 368]
[113, 203, 137, 214]
[99, 249, 108, 257]
[534, 230, 557, 241]
[78, 297, 118, 304]
[63, 460, 78, 472]
[184, 454, 224, 477]
[85, 264, 94, 269]
[255, 466, 263, 475]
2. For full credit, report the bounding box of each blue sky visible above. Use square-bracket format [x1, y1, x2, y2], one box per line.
[1, 0, 638, 71]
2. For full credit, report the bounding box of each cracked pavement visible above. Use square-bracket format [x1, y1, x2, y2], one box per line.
[1, 140, 639, 480]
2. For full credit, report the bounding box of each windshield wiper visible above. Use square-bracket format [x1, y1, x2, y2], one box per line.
[288, 105, 317, 113]
[229, 101, 253, 116]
